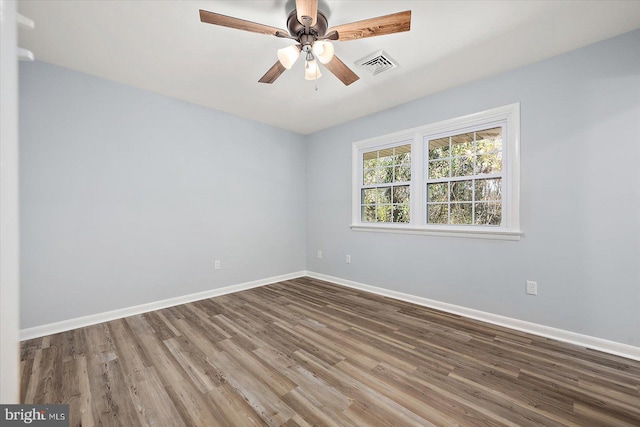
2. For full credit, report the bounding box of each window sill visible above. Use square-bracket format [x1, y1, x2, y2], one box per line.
[350, 224, 522, 240]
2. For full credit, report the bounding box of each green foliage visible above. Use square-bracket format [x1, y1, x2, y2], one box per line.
[427, 183, 448, 202]
[476, 153, 502, 174]
[425, 128, 503, 226]
[450, 203, 473, 224]
[475, 202, 501, 225]
[377, 188, 392, 204]
[428, 160, 449, 179]
[362, 130, 504, 226]
[475, 178, 501, 201]
[393, 186, 410, 204]
[361, 184, 411, 223]
[427, 204, 448, 224]
[393, 204, 410, 223]
[452, 156, 474, 176]
[451, 180, 473, 202]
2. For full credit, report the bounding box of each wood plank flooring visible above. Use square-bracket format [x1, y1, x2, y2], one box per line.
[21, 277, 640, 426]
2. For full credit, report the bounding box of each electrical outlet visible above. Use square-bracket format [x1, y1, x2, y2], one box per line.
[317, 250, 323, 259]
[526, 280, 537, 295]
[214, 260, 221, 270]
[346, 254, 351, 264]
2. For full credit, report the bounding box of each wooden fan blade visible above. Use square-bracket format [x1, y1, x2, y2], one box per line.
[199, 10, 289, 37]
[323, 56, 360, 86]
[296, 0, 318, 26]
[328, 10, 411, 41]
[259, 61, 287, 84]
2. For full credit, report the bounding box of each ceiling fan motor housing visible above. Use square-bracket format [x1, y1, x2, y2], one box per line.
[287, 9, 328, 39]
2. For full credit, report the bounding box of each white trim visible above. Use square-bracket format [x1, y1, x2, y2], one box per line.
[351, 224, 522, 240]
[410, 133, 423, 226]
[20, 271, 307, 341]
[1, 0, 21, 404]
[306, 271, 640, 362]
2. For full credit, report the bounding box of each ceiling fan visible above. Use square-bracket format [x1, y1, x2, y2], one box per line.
[199, 0, 411, 86]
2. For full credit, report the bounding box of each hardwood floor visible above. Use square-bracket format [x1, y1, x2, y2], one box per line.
[21, 277, 640, 426]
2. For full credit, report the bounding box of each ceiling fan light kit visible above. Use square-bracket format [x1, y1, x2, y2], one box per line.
[312, 40, 335, 65]
[277, 45, 301, 70]
[304, 59, 322, 80]
[199, 0, 411, 86]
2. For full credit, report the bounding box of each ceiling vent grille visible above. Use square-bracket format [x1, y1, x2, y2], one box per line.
[355, 50, 399, 76]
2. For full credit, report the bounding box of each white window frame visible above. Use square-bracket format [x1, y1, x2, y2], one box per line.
[351, 103, 521, 240]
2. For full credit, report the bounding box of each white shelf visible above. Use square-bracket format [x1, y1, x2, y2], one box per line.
[16, 13, 35, 61]
[17, 47, 34, 61]
[16, 13, 35, 29]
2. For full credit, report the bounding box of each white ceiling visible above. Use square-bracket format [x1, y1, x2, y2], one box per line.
[18, 1, 640, 134]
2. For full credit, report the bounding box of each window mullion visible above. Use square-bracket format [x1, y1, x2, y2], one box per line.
[413, 132, 423, 226]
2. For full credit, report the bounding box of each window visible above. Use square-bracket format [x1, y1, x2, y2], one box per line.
[352, 104, 520, 240]
[361, 144, 411, 223]
[426, 127, 503, 226]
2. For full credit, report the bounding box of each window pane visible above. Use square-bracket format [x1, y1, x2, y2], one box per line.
[395, 152, 411, 165]
[363, 151, 377, 169]
[378, 148, 394, 166]
[363, 159, 377, 169]
[393, 186, 410, 204]
[363, 159, 378, 169]
[377, 205, 392, 222]
[475, 178, 502, 201]
[428, 137, 449, 159]
[363, 169, 376, 185]
[451, 156, 474, 176]
[429, 159, 449, 179]
[376, 188, 391, 204]
[362, 188, 376, 204]
[450, 203, 472, 224]
[378, 166, 394, 184]
[476, 127, 502, 153]
[427, 182, 448, 203]
[451, 180, 473, 202]
[394, 144, 411, 164]
[360, 143, 413, 225]
[427, 203, 448, 224]
[362, 205, 376, 222]
[394, 165, 411, 182]
[476, 152, 502, 174]
[393, 204, 410, 223]
[475, 202, 502, 225]
[451, 132, 474, 156]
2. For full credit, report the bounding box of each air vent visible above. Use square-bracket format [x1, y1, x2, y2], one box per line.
[355, 50, 399, 76]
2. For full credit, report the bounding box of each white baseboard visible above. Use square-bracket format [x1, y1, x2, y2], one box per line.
[306, 271, 640, 362]
[21, 270, 640, 362]
[20, 271, 307, 341]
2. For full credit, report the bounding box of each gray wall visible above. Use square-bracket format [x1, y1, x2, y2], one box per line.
[306, 30, 640, 346]
[20, 62, 307, 328]
[20, 30, 640, 347]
